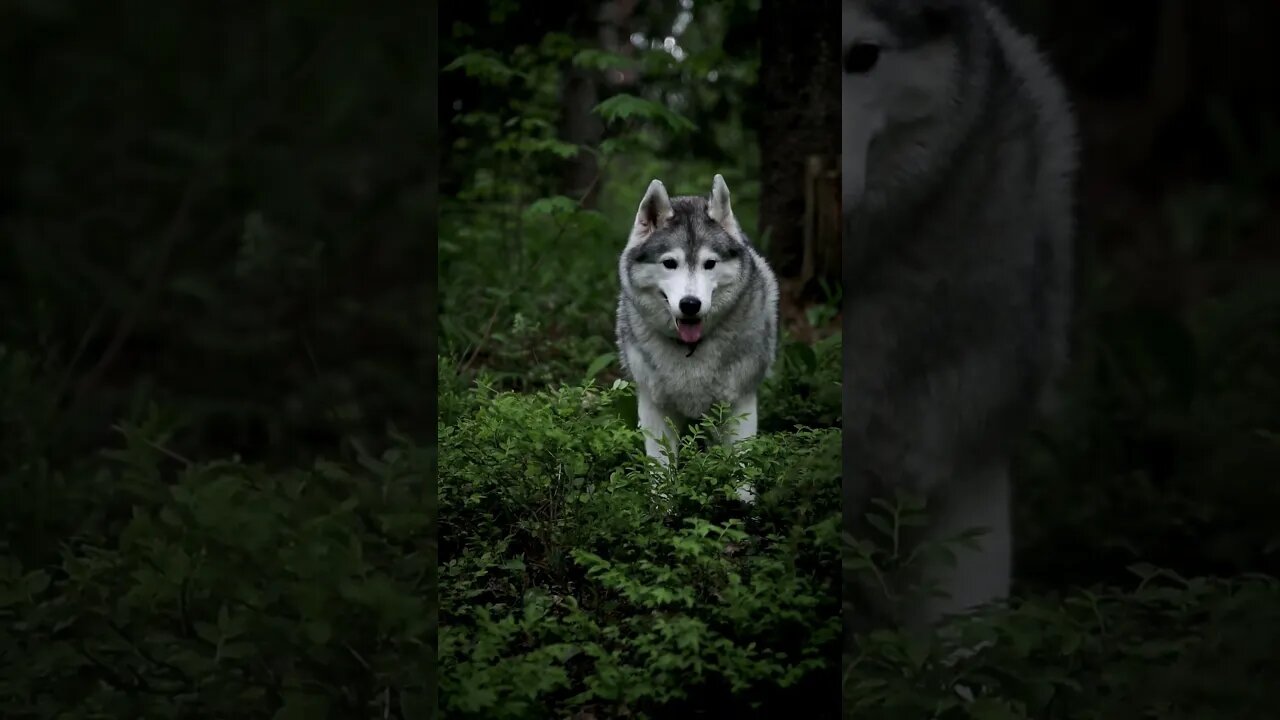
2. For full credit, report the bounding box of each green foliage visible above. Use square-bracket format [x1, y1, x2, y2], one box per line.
[0, 2, 433, 467]
[441, 0, 763, 395]
[0, 432, 433, 719]
[843, 567, 1280, 719]
[444, 52, 526, 85]
[435, 0, 762, 392]
[572, 48, 637, 73]
[1, 5, 435, 717]
[593, 94, 698, 134]
[837, 488, 1280, 718]
[1013, 274, 1280, 589]
[437, 375, 841, 717]
[760, 334, 843, 432]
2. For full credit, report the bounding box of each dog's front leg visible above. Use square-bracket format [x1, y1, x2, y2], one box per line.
[725, 393, 758, 443]
[909, 459, 1012, 629]
[725, 392, 759, 503]
[637, 390, 679, 465]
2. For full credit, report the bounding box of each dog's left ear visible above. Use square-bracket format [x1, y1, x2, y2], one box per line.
[707, 174, 742, 236]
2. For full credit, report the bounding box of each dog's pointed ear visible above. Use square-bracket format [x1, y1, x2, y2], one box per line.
[707, 174, 741, 235]
[635, 179, 674, 235]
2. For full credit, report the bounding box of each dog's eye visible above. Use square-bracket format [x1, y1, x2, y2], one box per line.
[662, 258, 678, 269]
[844, 43, 881, 74]
[704, 259, 716, 270]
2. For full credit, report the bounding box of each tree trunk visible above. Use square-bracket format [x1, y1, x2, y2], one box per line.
[758, 0, 841, 303]
[559, 0, 608, 208]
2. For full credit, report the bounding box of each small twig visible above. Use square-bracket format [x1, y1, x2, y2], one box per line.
[178, 573, 195, 638]
[48, 305, 108, 416]
[111, 423, 193, 467]
[458, 303, 506, 375]
[302, 334, 322, 379]
[344, 643, 372, 672]
[73, 179, 199, 404]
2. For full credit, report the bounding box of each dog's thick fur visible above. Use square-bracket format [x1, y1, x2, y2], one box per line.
[616, 175, 780, 501]
[841, 0, 1078, 631]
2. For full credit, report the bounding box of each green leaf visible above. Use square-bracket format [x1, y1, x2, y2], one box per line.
[592, 94, 696, 134]
[524, 196, 579, 219]
[585, 353, 617, 380]
[573, 49, 635, 71]
[785, 342, 818, 373]
[540, 32, 578, 60]
[23, 570, 50, 596]
[904, 634, 931, 669]
[599, 137, 641, 157]
[865, 512, 894, 540]
[1127, 562, 1161, 581]
[305, 620, 332, 645]
[442, 52, 521, 84]
[159, 505, 183, 527]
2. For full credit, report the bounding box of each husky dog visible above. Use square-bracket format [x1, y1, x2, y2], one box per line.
[616, 175, 780, 501]
[841, 0, 1078, 631]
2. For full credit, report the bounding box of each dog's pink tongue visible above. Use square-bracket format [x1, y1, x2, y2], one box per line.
[677, 321, 703, 344]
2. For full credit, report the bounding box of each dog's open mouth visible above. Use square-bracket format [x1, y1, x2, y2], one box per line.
[676, 318, 703, 344]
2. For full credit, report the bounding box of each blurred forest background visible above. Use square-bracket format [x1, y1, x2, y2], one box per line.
[1001, 0, 1280, 593]
[1, 2, 436, 718]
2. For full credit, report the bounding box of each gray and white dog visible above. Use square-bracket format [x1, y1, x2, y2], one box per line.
[616, 175, 780, 502]
[841, 0, 1078, 630]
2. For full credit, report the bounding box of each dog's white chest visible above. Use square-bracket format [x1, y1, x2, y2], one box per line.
[626, 339, 751, 420]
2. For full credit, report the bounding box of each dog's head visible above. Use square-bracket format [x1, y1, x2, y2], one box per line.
[621, 175, 751, 344]
[842, 0, 989, 209]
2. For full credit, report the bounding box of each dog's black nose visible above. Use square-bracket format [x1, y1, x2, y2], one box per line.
[678, 296, 701, 316]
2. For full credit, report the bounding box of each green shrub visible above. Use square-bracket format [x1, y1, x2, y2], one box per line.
[0, 430, 433, 720]
[843, 569, 1280, 720]
[760, 333, 843, 432]
[438, 373, 841, 718]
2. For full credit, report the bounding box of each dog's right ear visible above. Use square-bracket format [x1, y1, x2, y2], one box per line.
[634, 179, 674, 236]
